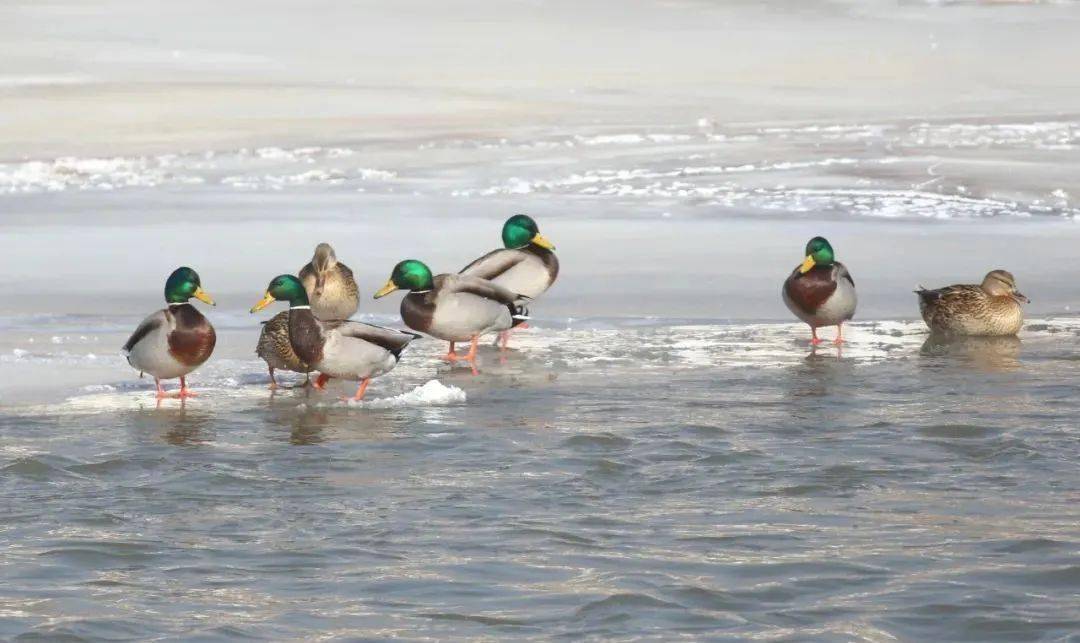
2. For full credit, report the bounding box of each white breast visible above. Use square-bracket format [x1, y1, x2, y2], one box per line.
[127, 317, 193, 380]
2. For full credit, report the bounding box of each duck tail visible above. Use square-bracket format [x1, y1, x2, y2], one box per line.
[915, 286, 940, 303]
[509, 302, 531, 328]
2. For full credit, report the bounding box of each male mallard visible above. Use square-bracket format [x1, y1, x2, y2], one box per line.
[460, 214, 557, 349]
[251, 274, 418, 401]
[782, 236, 857, 345]
[460, 214, 558, 298]
[916, 270, 1028, 336]
[123, 267, 216, 399]
[255, 310, 311, 389]
[299, 243, 359, 321]
[254, 243, 357, 387]
[374, 259, 529, 371]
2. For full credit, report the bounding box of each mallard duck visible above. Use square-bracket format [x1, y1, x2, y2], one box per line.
[255, 310, 311, 389]
[916, 270, 1028, 336]
[299, 243, 359, 321]
[122, 267, 216, 399]
[251, 274, 418, 401]
[460, 214, 557, 349]
[461, 214, 558, 297]
[374, 259, 529, 371]
[782, 236, 857, 345]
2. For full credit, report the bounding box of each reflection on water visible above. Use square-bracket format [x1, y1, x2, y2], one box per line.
[920, 332, 1023, 371]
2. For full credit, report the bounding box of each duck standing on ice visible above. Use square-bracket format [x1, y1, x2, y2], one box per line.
[782, 236, 857, 346]
[459, 215, 557, 349]
[123, 267, 217, 399]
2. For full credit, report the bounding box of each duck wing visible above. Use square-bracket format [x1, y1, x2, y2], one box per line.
[836, 262, 855, 287]
[122, 309, 169, 355]
[324, 320, 421, 358]
[446, 274, 531, 305]
[460, 249, 524, 281]
[916, 284, 970, 304]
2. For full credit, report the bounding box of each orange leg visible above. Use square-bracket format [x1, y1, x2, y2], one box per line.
[268, 367, 278, 390]
[498, 330, 510, 351]
[344, 378, 371, 402]
[178, 376, 198, 398]
[834, 323, 846, 346]
[810, 327, 823, 346]
[313, 373, 331, 390]
[443, 341, 459, 362]
[461, 336, 480, 375]
[155, 378, 168, 400]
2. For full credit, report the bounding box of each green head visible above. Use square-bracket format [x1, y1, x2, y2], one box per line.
[165, 266, 215, 305]
[799, 237, 836, 273]
[374, 260, 434, 298]
[250, 274, 309, 312]
[502, 214, 555, 250]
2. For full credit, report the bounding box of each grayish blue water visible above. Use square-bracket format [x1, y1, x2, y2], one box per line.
[2, 320, 1079, 640]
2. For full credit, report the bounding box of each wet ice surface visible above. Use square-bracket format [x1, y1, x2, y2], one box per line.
[2, 317, 1080, 639]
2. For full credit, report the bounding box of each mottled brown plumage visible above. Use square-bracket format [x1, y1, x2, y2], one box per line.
[298, 243, 359, 321]
[917, 270, 1027, 336]
[255, 310, 310, 374]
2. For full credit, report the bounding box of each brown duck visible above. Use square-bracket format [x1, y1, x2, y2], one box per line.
[917, 270, 1028, 336]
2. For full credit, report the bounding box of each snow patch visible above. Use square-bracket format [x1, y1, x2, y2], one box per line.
[347, 380, 466, 409]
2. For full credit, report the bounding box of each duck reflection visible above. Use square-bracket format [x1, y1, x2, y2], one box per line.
[919, 332, 1022, 371]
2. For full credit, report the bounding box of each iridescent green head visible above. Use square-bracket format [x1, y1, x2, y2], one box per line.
[799, 237, 836, 273]
[502, 214, 555, 250]
[165, 266, 215, 305]
[374, 260, 434, 298]
[250, 274, 309, 312]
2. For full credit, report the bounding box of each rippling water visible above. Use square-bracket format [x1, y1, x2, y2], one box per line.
[2, 318, 1079, 639]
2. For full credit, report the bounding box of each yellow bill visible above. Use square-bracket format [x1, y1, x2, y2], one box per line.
[798, 255, 816, 274]
[373, 279, 398, 299]
[250, 291, 276, 313]
[531, 233, 555, 250]
[193, 287, 216, 306]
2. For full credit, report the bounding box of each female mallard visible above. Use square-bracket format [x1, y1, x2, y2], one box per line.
[255, 310, 311, 389]
[251, 274, 418, 401]
[916, 270, 1028, 336]
[374, 259, 529, 372]
[123, 267, 216, 399]
[782, 236, 857, 345]
[299, 243, 359, 321]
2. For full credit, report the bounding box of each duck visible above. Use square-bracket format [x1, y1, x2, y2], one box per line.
[374, 259, 529, 372]
[782, 236, 857, 345]
[255, 310, 311, 389]
[916, 270, 1028, 336]
[460, 214, 558, 349]
[122, 267, 217, 399]
[299, 242, 359, 321]
[251, 274, 418, 401]
[253, 243, 358, 387]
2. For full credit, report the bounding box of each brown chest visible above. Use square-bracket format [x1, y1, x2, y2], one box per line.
[288, 308, 326, 365]
[167, 305, 217, 366]
[784, 265, 838, 314]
